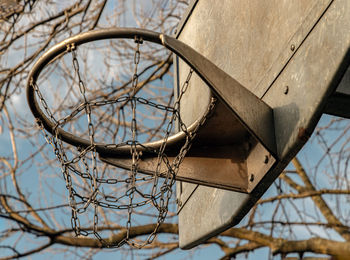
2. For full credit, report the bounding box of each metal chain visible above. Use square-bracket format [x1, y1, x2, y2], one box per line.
[32, 38, 216, 248]
[126, 36, 143, 246]
[70, 43, 101, 238]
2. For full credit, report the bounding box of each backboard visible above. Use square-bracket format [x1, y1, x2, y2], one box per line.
[175, 0, 350, 249]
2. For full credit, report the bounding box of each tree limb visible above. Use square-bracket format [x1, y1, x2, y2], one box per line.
[292, 158, 350, 241]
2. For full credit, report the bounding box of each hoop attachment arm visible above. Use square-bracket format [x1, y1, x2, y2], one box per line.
[160, 34, 276, 156]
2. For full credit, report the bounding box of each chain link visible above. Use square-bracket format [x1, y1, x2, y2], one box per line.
[32, 38, 216, 248]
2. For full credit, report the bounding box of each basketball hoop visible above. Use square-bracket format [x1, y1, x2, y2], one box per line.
[27, 28, 217, 247]
[27, 27, 276, 247]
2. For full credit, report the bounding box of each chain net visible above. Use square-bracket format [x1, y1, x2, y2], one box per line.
[31, 36, 215, 248]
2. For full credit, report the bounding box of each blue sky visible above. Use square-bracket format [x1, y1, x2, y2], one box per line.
[1, 1, 350, 259]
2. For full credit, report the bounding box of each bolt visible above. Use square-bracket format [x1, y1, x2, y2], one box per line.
[264, 155, 269, 164]
[176, 198, 182, 207]
[174, 29, 177, 35]
[284, 86, 289, 95]
[290, 44, 295, 51]
[249, 174, 254, 182]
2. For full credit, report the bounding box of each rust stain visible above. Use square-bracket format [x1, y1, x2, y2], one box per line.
[298, 127, 311, 142]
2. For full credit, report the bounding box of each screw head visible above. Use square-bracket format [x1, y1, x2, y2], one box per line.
[284, 86, 289, 95]
[291, 44, 296, 51]
[264, 155, 269, 164]
[176, 198, 182, 207]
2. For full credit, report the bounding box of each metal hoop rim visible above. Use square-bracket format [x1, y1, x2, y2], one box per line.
[26, 27, 203, 155]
